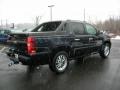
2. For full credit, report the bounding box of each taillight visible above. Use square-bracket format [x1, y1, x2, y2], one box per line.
[27, 36, 36, 55]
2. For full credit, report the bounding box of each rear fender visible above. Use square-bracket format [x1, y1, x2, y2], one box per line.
[50, 46, 71, 61]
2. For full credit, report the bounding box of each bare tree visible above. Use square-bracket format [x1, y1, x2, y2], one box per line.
[95, 16, 120, 35]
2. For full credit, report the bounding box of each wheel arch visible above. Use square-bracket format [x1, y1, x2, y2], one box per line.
[103, 40, 111, 48]
[50, 46, 71, 60]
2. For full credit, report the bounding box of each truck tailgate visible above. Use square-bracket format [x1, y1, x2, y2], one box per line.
[6, 33, 29, 55]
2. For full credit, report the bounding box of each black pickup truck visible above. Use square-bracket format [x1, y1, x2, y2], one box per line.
[5, 20, 111, 74]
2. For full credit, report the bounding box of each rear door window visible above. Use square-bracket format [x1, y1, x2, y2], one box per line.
[69, 22, 85, 35]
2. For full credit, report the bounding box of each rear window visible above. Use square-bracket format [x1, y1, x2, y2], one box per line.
[32, 21, 61, 32]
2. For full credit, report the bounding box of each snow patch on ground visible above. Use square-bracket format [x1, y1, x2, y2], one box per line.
[112, 35, 120, 40]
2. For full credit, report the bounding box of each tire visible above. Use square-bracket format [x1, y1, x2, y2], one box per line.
[99, 43, 110, 58]
[49, 51, 69, 74]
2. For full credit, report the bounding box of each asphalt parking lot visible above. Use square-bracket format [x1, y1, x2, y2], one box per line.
[0, 39, 120, 90]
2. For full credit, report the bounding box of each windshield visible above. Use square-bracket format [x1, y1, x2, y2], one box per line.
[32, 21, 61, 32]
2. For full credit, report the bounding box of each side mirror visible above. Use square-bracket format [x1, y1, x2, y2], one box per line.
[97, 30, 103, 35]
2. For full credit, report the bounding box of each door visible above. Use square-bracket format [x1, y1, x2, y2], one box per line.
[85, 23, 102, 53]
[67, 22, 90, 58]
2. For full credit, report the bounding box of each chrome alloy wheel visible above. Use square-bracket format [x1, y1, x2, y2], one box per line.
[55, 55, 68, 71]
[104, 45, 110, 56]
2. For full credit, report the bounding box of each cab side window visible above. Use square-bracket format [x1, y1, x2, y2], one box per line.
[69, 22, 85, 35]
[61, 23, 67, 32]
[85, 24, 97, 35]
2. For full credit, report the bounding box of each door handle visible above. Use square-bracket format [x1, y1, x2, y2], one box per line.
[89, 38, 93, 41]
[74, 38, 80, 41]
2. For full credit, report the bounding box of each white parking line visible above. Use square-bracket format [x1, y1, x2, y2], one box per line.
[0, 47, 6, 51]
[0, 47, 9, 53]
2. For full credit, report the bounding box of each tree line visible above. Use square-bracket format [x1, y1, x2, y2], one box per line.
[94, 17, 120, 34]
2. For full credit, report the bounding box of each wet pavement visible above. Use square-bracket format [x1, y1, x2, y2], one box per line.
[0, 39, 120, 90]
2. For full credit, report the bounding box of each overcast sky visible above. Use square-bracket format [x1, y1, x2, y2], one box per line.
[0, 0, 120, 24]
